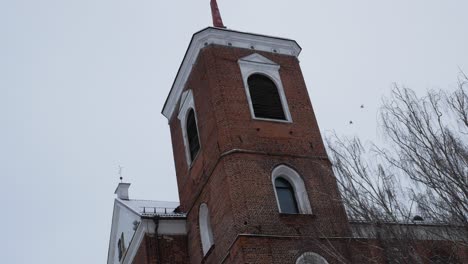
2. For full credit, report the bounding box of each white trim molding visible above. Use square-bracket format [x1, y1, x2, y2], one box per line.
[177, 89, 199, 165]
[238, 53, 292, 122]
[121, 219, 187, 264]
[272, 165, 312, 214]
[199, 203, 215, 256]
[162, 27, 302, 120]
[122, 220, 151, 264]
[296, 252, 329, 264]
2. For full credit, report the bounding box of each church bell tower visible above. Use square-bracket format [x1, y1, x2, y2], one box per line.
[161, 2, 352, 263]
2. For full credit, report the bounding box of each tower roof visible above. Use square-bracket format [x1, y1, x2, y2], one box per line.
[161, 27, 302, 120]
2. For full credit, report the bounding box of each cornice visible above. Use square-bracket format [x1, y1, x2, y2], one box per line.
[161, 27, 302, 120]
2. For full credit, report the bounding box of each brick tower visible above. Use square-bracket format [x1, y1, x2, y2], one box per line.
[107, 4, 468, 264]
[162, 17, 352, 264]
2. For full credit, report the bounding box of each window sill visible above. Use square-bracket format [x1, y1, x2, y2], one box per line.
[188, 151, 201, 171]
[279, 213, 315, 217]
[252, 116, 292, 123]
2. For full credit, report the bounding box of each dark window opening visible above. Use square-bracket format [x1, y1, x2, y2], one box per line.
[117, 239, 122, 260]
[247, 74, 286, 120]
[186, 109, 200, 162]
[117, 233, 126, 261]
[275, 177, 299, 214]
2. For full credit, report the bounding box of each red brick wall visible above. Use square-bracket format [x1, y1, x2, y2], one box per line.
[163, 43, 468, 264]
[157, 235, 190, 264]
[218, 235, 467, 264]
[184, 155, 350, 264]
[132, 234, 189, 264]
[185, 162, 236, 264]
[133, 235, 152, 264]
[168, 45, 351, 263]
[133, 235, 159, 264]
[169, 45, 331, 211]
[221, 235, 352, 264]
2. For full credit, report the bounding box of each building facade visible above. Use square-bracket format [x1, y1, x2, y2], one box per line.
[107, 26, 467, 264]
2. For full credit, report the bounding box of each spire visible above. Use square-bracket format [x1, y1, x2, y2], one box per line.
[210, 0, 225, 28]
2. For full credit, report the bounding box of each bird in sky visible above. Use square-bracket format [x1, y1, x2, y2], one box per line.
[360, 104, 364, 109]
[349, 121, 353, 125]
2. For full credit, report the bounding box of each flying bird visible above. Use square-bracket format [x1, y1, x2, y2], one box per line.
[349, 121, 353, 125]
[360, 104, 364, 109]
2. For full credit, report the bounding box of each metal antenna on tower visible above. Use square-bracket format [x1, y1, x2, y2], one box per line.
[210, 0, 225, 28]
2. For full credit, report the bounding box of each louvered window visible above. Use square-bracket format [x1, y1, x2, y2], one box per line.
[186, 109, 200, 162]
[248, 74, 286, 120]
[275, 177, 299, 214]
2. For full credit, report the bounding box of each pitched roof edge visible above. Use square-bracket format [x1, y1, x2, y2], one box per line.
[161, 27, 302, 120]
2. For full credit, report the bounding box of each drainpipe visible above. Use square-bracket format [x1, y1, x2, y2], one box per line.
[152, 216, 162, 264]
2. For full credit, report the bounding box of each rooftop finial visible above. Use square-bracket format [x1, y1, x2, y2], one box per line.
[118, 165, 123, 182]
[210, 0, 225, 28]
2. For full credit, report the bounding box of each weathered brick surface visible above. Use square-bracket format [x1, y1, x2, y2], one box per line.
[133, 235, 152, 264]
[185, 162, 236, 264]
[133, 234, 189, 264]
[169, 45, 331, 212]
[222, 235, 352, 264]
[157, 235, 190, 264]
[220, 236, 468, 264]
[164, 44, 468, 264]
[167, 45, 352, 263]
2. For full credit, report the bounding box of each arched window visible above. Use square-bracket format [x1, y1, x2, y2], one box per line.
[247, 74, 286, 120]
[186, 108, 200, 162]
[178, 90, 202, 166]
[272, 165, 313, 214]
[238, 53, 292, 122]
[275, 178, 299, 214]
[296, 252, 329, 264]
[199, 203, 214, 255]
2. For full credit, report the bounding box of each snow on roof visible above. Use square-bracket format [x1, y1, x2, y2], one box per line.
[118, 199, 186, 217]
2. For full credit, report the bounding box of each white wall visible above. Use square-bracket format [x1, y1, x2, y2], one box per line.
[108, 202, 141, 264]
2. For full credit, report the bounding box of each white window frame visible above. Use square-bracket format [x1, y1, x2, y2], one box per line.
[199, 203, 214, 256]
[296, 252, 329, 264]
[238, 53, 292, 123]
[272, 165, 312, 214]
[178, 89, 200, 165]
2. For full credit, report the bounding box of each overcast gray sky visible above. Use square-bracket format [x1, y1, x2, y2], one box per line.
[1, 1, 467, 263]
